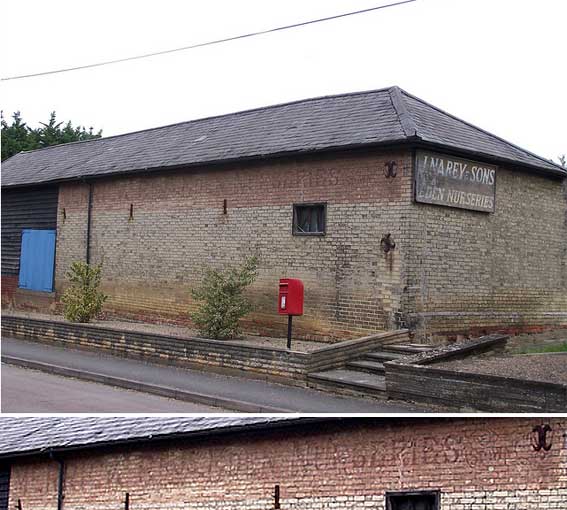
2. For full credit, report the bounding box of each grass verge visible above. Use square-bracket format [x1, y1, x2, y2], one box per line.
[516, 341, 567, 354]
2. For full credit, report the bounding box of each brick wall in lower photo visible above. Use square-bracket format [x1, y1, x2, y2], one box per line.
[3, 417, 566, 510]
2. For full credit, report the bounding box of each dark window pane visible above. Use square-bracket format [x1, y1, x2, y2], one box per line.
[293, 204, 325, 234]
[388, 493, 438, 510]
[298, 207, 311, 232]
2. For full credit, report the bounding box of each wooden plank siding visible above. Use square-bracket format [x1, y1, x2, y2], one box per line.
[0, 466, 9, 510]
[1, 186, 59, 276]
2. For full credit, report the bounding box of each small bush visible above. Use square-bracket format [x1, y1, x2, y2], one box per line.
[190, 256, 258, 340]
[61, 261, 108, 323]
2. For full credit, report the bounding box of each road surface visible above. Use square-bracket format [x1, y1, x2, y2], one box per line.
[1, 364, 222, 413]
[2, 336, 427, 412]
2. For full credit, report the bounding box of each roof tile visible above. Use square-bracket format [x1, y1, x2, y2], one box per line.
[0, 416, 299, 458]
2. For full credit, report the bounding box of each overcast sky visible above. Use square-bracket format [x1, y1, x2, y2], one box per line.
[2, 0, 566, 163]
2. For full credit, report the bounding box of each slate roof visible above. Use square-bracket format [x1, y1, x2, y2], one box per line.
[0, 416, 309, 459]
[2, 86, 564, 188]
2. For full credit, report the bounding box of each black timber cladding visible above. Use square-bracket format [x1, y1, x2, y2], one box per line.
[1, 86, 564, 189]
[1, 186, 59, 276]
[0, 466, 9, 510]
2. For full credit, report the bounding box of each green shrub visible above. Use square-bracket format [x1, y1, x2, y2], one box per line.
[61, 261, 107, 323]
[190, 256, 259, 340]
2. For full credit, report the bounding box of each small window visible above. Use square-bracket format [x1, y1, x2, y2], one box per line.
[293, 203, 326, 235]
[386, 490, 439, 510]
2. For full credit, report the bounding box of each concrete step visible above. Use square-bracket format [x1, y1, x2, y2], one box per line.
[362, 351, 407, 363]
[345, 359, 386, 375]
[307, 369, 387, 399]
[382, 343, 434, 354]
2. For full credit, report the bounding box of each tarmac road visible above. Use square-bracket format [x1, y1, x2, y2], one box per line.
[2, 336, 427, 412]
[1, 364, 223, 413]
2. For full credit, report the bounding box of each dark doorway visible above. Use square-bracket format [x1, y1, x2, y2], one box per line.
[386, 490, 439, 510]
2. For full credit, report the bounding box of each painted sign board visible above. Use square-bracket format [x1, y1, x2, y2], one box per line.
[414, 150, 497, 213]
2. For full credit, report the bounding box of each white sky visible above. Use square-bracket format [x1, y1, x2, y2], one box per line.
[2, 0, 566, 162]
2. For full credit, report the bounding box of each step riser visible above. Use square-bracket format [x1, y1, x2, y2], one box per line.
[382, 346, 432, 354]
[306, 378, 387, 400]
[346, 363, 385, 376]
[362, 354, 398, 363]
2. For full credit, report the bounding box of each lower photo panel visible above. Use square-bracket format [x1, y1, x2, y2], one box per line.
[0, 416, 565, 510]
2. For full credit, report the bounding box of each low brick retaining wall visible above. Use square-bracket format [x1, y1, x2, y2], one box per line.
[1, 314, 408, 386]
[384, 335, 567, 412]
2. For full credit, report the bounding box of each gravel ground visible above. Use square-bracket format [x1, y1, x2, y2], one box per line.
[3, 310, 326, 352]
[437, 353, 567, 385]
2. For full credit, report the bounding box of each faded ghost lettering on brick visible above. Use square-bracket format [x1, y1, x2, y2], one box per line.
[415, 150, 497, 213]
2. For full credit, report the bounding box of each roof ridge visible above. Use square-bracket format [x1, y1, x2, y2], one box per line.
[10, 86, 397, 158]
[388, 86, 418, 138]
[398, 88, 565, 173]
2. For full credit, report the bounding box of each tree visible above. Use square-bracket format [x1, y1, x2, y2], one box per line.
[1, 110, 102, 161]
[558, 154, 566, 168]
[1, 112, 36, 161]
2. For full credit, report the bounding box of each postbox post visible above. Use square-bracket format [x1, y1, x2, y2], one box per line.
[278, 278, 304, 350]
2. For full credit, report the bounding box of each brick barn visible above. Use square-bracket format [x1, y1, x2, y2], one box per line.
[0, 416, 565, 510]
[2, 86, 566, 340]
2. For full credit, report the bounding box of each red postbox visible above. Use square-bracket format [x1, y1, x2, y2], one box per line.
[278, 278, 304, 316]
[278, 278, 304, 350]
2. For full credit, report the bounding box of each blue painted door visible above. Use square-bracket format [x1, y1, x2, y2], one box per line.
[18, 229, 56, 292]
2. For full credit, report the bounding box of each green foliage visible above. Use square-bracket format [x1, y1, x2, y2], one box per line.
[1, 112, 36, 161]
[1, 110, 102, 161]
[61, 262, 108, 323]
[190, 256, 259, 340]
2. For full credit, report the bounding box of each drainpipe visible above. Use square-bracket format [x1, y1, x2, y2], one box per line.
[85, 181, 93, 265]
[49, 451, 65, 510]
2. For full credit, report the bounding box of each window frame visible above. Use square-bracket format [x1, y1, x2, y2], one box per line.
[385, 490, 440, 510]
[292, 202, 327, 237]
